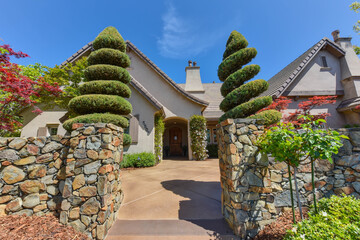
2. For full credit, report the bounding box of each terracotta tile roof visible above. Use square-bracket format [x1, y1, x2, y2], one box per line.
[260, 38, 345, 98]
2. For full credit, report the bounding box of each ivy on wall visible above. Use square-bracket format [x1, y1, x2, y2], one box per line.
[189, 115, 208, 161]
[154, 113, 165, 163]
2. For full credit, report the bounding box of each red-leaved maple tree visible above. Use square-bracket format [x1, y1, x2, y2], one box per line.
[260, 95, 337, 127]
[0, 44, 62, 135]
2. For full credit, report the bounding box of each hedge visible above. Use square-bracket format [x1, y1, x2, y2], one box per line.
[93, 26, 127, 52]
[69, 94, 132, 115]
[223, 31, 248, 60]
[219, 96, 273, 122]
[87, 48, 130, 68]
[248, 109, 282, 126]
[120, 152, 156, 168]
[79, 80, 131, 98]
[154, 113, 165, 163]
[220, 79, 269, 112]
[123, 133, 132, 146]
[84, 64, 131, 83]
[63, 113, 129, 131]
[220, 64, 260, 97]
[217, 47, 257, 81]
[189, 115, 208, 161]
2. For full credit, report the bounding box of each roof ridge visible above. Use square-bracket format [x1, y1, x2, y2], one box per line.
[130, 76, 164, 112]
[261, 37, 345, 98]
[125, 41, 209, 107]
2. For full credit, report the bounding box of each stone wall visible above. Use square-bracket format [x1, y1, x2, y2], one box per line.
[217, 119, 360, 239]
[0, 123, 124, 239]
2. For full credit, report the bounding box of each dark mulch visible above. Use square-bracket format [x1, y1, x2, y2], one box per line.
[254, 209, 309, 240]
[0, 215, 90, 240]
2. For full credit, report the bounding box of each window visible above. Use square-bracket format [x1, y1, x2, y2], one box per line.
[46, 123, 60, 136]
[213, 128, 217, 143]
[321, 56, 328, 68]
[206, 129, 211, 143]
[49, 127, 58, 136]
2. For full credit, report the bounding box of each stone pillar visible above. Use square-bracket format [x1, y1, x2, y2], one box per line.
[217, 119, 269, 239]
[59, 123, 124, 239]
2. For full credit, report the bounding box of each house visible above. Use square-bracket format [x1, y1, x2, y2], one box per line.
[260, 30, 360, 128]
[20, 40, 223, 160]
[20, 29, 360, 159]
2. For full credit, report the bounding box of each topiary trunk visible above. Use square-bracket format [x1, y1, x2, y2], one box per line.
[218, 31, 281, 124]
[63, 26, 132, 130]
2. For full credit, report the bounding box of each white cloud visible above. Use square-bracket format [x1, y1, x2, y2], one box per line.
[157, 3, 225, 59]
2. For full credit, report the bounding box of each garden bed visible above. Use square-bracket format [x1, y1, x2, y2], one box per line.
[254, 209, 308, 240]
[0, 215, 89, 240]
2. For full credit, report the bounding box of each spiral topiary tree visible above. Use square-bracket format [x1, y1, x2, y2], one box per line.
[218, 31, 281, 124]
[63, 26, 132, 133]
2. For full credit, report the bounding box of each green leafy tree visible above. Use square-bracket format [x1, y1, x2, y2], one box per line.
[300, 116, 347, 213]
[218, 31, 281, 124]
[20, 58, 88, 110]
[350, 1, 360, 55]
[258, 122, 304, 223]
[63, 26, 132, 132]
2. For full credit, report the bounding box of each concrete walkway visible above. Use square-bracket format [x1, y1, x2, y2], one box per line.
[107, 159, 238, 240]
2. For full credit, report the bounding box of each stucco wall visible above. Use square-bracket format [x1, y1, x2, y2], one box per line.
[124, 85, 157, 154]
[285, 50, 343, 96]
[127, 50, 203, 119]
[283, 96, 346, 128]
[20, 108, 67, 137]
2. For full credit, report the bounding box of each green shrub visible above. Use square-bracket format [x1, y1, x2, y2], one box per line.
[120, 152, 156, 168]
[84, 64, 131, 83]
[123, 133, 132, 146]
[93, 26, 127, 52]
[284, 195, 360, 240]
[88, 48, 130, 68]
[154, 113, 165, 163]
[220, 64, 260, 97]
[64, 26, 133, 132]
[63, 113, 129, 131]
[220, 79, 269, 112]
[190, 115, 208, 161]
[248, 110, 282, 126]
[223, 31, 248, 60]
[218, 47, 257, 81]
[206, 144, 218, 158]
[69, 94, 132, 115]
[218, 31, 280, 125]
[219, 96, 272, 122]
[79, 81, 131, 98]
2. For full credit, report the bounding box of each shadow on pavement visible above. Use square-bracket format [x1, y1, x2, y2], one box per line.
[161, 180, 238, 239]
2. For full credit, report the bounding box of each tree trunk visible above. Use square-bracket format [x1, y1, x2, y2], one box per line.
[288, 164, 296, 223]
[311, 158, 318, 213]
[293, 166, 303, 220]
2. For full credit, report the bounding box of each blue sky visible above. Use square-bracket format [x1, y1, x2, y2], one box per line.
[1, 0, 359, 84]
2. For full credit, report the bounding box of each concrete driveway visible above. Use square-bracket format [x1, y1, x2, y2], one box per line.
[107, 159, 237, 240]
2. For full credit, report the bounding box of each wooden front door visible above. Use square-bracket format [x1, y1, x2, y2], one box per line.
[169, 127, 182, 156]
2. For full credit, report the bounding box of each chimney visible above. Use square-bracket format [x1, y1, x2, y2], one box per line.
[331, 30, 340, 42]
[184, 60, 204, 93]
[331, 30, 353, 49]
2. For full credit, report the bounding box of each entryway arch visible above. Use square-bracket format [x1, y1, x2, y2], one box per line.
[163, 117, 190, 159]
